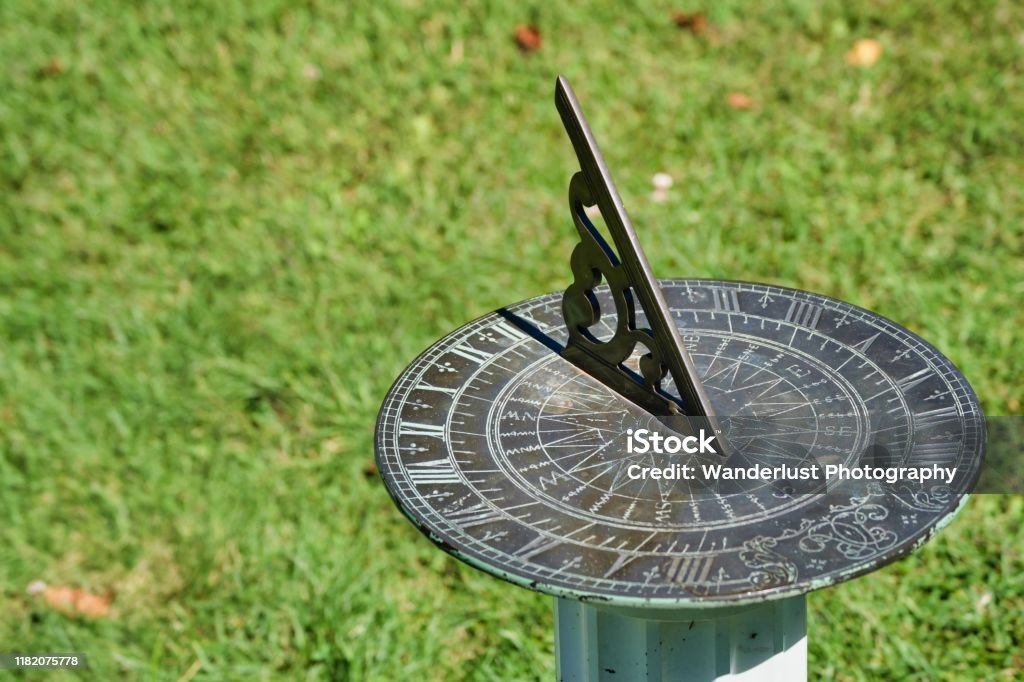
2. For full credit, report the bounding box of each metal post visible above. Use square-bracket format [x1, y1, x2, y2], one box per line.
[554, 596, 807, 681]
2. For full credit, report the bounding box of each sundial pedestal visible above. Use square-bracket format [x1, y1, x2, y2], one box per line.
[555, 596, 806, 681]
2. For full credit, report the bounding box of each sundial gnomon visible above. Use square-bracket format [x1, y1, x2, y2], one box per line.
[375, 77, 984, 609]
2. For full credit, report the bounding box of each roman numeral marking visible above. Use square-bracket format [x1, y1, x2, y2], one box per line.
[399, 421, 445, 438]
[784, 301, 822, 329]
[449, 343, 492, 364]
[492, 321, 528, 343]
[712, 288, 741, 312]
[416, 381, 457, 397]
[406, 457, 460, 484]
[910, 441, 960, 462]
[896, 367, 932, 393]
[914, 406, 959, 429]
[448, 503, 503, 528]
[666, 555, 715, 585]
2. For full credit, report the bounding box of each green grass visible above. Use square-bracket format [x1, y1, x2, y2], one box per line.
[1, 0, 1022, 679]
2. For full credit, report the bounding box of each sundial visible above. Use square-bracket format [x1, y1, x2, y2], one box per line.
[375, 77, 985, 680]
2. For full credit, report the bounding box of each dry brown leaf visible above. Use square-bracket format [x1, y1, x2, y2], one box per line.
[362, 461, 379, 478]
[846, 38, 883, 67]
[514, 25, 542, 52]
[726, 92, 755, 110]
[28, 581, 113, 618]
[302, 63, 321, 81]
[671, 11, 708, 35]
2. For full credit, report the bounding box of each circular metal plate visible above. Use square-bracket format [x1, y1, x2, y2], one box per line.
[375, 280, 984, 607]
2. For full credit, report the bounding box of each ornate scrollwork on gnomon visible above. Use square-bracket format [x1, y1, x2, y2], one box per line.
[554, 76, 720, 422]
[561, 172, 678, 410]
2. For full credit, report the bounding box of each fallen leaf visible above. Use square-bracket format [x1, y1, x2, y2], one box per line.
[362, 461, 379, 478]
[671, 11, 708, 35]
[651, 174, 672, 203]
[726, 92, 755, 110]
[514, 25, 542, 52]
[28, 581, 112, 619]
[37, 57, 63, 78]
[652, 172, 674, 190]
[846, 38, 882, 67]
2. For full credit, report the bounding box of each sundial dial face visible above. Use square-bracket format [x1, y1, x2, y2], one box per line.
[375, 281, 984, 605]
[374, 77, 984, 607]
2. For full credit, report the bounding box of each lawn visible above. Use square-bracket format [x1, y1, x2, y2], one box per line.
[1, 1, 1022, 679]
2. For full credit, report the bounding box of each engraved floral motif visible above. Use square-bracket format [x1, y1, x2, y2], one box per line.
[891, 484, 954, 512]
[739, 536, 799, 587]
[780, 489, 899, 561]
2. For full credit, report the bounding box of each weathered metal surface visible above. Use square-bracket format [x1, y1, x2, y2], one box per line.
[374, 280, 985, 607]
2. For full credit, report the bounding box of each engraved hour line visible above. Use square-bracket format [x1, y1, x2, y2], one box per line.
[859, 377, 899, 402]
[784, 301, 823, 329]
[449, 343, 493, 364]
[552, 439, 618, 473]
[703, 356, 742, 384]
[835, 346, 876, 372]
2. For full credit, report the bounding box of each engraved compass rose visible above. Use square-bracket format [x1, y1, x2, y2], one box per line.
[374, 77, 985, 679]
